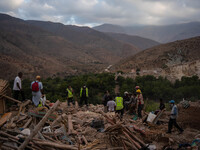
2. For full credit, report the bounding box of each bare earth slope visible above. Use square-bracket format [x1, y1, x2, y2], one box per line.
[111, 36, 200, 80]
[0, 14, 139, 80]
[27, 20, 140, 61]
[105, 32, 160, 50]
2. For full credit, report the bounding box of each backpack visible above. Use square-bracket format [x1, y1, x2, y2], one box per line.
[32, 81, 39, 92]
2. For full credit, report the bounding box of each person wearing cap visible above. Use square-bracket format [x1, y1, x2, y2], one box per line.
[80, 85, 88, 106]
[167, 100, 184, 134]
[136, 89, 144, 119]
[31, 76, 43, 107]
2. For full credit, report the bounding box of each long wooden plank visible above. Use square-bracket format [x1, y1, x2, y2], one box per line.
[0, 94, 22, 104]
[68, 115, 74, 134]
[18, 100, 60, 150]
[153, 109, 165, 124]
[34, 140, 78, 150]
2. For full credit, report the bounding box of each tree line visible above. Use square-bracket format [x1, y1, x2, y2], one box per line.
[9, 73, 200, 104]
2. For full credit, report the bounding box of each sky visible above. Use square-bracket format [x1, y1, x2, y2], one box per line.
[0, 0, 200, 27]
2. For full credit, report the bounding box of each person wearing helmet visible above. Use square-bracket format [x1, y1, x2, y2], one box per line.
[135, 86, 140, 90]
[167, 100, 184, 134]
[135, 85, 142, 94]
[136, 89, 144, 119]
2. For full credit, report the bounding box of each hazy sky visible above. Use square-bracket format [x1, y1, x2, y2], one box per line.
[0, 0, 200, 27]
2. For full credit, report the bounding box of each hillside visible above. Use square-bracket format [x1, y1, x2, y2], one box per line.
[111, 36, 200, 80]
[27, 20, 140, 59]
[105, 32, 160, 50]
[0, 14, 139, 80]
[93, 22, 200, 43]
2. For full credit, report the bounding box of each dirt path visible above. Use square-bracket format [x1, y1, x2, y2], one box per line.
[114, 74, 120, 94]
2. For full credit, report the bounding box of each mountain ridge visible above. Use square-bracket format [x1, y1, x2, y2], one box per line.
[93, 22, 200, 43]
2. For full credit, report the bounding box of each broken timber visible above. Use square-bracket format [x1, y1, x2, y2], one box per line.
[18, 100, 60, 150]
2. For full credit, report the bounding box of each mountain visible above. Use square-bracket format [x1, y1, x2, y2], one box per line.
[111, 36, 200, 80]
[93, 22, 200, 43]
[105, 32, 160, 50]
[27, 20, 140, 60]
[0, 13, 139, 80]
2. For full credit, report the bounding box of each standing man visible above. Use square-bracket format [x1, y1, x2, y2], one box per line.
[31, 76, 43, 107]
[13, 72, 25, 101]
[136, 89, 144, 119]
[66, 85, 74, 106]
[80, 85, 88, 106]
[107, 96, 116, 112]
[115, 93, 124, 119]
[167, 100, 184, 134]
[123, 91, 130, 112]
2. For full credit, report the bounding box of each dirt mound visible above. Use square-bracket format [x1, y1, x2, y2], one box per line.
[178, 101, 200, 130]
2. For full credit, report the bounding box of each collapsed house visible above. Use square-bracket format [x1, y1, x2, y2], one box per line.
[0, 79, 200, 150]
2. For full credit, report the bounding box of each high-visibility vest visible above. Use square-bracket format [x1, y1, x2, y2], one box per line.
[67, 88, 73, 98]
[80, 87, 88, 97]
[115, 97, 123, 110]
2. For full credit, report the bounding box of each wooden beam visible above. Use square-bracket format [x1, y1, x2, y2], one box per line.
[33, 140, 78, 150]
[23, 117, 32, 128]
[68, 115, 74, 134]
[0, 94, 22, 104]
[152, 109, 165, 124]
[18, 100, 60, 150]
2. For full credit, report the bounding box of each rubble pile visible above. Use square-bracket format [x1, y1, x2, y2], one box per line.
[0, 98, 148, 150]
[0, 91, 200, 149]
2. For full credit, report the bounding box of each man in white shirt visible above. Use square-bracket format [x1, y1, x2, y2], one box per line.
[107, 97, 116, 112]
[13, 72, 25, 101]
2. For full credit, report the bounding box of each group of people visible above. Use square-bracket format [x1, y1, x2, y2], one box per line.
[66, 85, 89, 106]
[103, 86, 184, 134]
[12, 72, 89, 108]
[103, 86, 144, 119]
[13, 72, 184, 134]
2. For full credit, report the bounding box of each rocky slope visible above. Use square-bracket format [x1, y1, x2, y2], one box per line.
[111, 36, 200, 80]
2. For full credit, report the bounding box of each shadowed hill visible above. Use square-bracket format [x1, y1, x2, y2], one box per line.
[0, 13, 139, 80]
